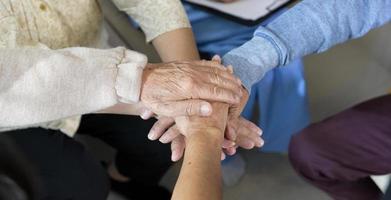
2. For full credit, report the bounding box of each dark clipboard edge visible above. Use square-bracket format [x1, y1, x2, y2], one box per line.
[185, 0, 297, 26]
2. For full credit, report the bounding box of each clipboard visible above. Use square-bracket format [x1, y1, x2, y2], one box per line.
[184, 0, 297, 26]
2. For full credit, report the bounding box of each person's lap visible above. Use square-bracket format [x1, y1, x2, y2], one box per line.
[2, 114, 172, 200]
[77, 114, 172, 184]
[3, 128, 109, 200]
[289, 94, 391, 200]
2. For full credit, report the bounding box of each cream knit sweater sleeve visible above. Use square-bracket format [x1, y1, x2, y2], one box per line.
[112, 0, 191, 42]
[0, 46, 147, 129]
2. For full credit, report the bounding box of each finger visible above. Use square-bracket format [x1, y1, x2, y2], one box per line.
[193, 60, 226, 70]
[241, 118, 262, 136]
[204, 73, 243, 94]
[159, 126, 181, 144]
[195, 83, 241, 105]
[222, 139, 236, 148]
[148, 117, 175, 140]
[212, 55, 222, 64]
[239, 118, 263, 147]
[236, 118, 262, 139]
[237, 137, 255, 149]
[171, 136, 185, 162]
[247, 135, 262, 148]
[221, 152, 226, 160]
[153, 100, 212, 117]
[225, 125, 237, 141]
[198, 66, 242, 85]
[248, 133, 264, 148]
[224, 147, 237, 156]
[140, 109, 154, 120]
[255, 137, 265, 148]
[227, 65, 234, 74]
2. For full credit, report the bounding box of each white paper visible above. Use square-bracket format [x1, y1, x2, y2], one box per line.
[185, 0, 290, 21]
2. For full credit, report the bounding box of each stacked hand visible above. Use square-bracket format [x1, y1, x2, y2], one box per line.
[139, 60, 243, 118]
[142, 56, 264, 161]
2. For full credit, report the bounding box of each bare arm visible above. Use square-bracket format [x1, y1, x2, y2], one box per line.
[152, 28, 200, 61]
[112, 0, 199, 61]
[172, 102, 229, 200]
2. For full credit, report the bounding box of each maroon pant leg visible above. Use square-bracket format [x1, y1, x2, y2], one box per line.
[289, 95, 391, 200]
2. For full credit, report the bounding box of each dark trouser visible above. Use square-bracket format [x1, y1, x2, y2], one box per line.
[289, 95, 391, 200]
[2, 114, 172, 200]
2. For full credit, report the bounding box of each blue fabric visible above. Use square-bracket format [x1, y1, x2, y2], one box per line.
[224, 0, 391, 90]
[185, 3, 310, 152]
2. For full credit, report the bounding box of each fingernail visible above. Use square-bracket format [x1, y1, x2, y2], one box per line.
[237, 78, 242, 85]
[172, 154, 179, 162]
[260, 140, 265, 147]
[140, 110, 150, 120]
[259, 129, 263, 136]
[147, 131, 156, 140]
[200, 103, 211, 116]
[212, 55, 220, 60]
[230, 141, 236, 147]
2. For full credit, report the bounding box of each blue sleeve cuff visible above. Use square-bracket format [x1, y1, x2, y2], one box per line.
[222, 28, 284, 92]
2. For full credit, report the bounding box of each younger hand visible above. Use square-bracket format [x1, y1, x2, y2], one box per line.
[148, 116, 263, 161]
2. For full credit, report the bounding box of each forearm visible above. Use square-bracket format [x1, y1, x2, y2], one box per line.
[224, 0, 391, 91]
[266, 0, 391, 63]
[172, 102, 228, 200]
[113, 0, 198, 62]
[152, 28, 200, 62]
[172, 128, 223, 200]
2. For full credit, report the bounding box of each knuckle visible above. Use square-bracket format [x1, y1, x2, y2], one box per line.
[155, 120, 163, 128]
[183, 77, 195, 90]
[186, 102, 195, 115]
[213, 73, 222, 84]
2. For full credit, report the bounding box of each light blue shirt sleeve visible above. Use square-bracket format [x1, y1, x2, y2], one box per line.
[223, 0, 391, 91]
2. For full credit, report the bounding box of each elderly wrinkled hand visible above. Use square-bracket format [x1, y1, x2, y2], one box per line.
[140, 60, 242, 118]
[146, 56, 262, 161]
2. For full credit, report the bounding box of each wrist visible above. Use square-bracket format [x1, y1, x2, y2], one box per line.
[223, 36, 279, 92]
[140, 63, 154, 100]
[186, 127, 224, 144]
[115, 49, 147, 104]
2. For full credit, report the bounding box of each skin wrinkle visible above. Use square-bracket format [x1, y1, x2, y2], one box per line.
[140, 58, 243, 118]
